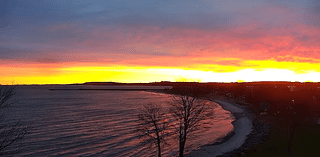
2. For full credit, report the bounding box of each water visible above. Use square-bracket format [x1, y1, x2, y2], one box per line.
[3, 85, 234, 156]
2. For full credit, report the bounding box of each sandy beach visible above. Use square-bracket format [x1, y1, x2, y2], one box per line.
[186, 99, 253, 157]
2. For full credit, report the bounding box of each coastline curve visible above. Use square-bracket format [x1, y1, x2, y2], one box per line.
[186, 99, 253, 157]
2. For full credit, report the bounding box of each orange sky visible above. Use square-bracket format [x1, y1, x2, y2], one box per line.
[1, 1, 320, 84]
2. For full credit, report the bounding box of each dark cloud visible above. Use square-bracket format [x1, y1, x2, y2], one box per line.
[0, 0, 11, 28]
[0, 0, 235, 29]
[0, 46, 59, 63]
[1, 0, 320, 64]
[301, 0, 320, 26]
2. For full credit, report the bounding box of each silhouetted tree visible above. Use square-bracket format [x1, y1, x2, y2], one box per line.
[169, 90, 215, 157]
[137, 103, 171, 157]
[0, 86, 30, 155]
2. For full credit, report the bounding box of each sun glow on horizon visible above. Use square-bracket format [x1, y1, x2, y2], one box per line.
[2, 64, 320, 85]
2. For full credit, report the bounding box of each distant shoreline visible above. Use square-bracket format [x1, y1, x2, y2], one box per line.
[49, 88, 167, 92]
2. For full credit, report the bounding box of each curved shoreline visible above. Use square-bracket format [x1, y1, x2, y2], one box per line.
[186, 99, 253, 157]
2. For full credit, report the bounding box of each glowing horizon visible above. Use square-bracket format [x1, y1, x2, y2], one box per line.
[2, 60, 320, 85]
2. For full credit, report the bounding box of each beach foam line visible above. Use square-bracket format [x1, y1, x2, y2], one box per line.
[186, 99, 252, 157]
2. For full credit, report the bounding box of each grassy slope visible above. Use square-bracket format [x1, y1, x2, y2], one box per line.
[242, 118, 320, 157]
[223, 98, 320, 157]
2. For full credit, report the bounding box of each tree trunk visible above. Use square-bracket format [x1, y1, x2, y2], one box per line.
[156, 132, 161, 157]
[179, 130, 187, 157]
[157, 141, 161, 157]
[179, 140, 185, 157]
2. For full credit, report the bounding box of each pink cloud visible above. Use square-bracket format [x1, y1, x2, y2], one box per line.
[4, 19, 320, 68]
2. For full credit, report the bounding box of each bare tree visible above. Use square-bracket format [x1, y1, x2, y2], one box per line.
[137, 103, 171, 157]
[169, 92, 215, 157]
[0, 86, 30, 156]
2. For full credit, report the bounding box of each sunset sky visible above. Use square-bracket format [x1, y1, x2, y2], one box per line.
[1, 0, 320, 84]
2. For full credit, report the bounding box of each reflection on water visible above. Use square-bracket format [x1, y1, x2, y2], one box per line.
[4, 85, 234, 157]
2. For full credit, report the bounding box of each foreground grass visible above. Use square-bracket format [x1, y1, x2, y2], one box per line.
[226, 98, 320, 157]
[243, 120, 320, 157]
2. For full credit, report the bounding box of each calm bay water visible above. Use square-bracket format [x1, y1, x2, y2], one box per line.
[4, 85, 234, 157]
